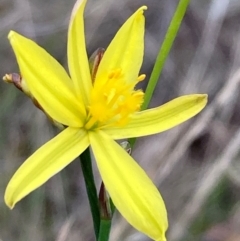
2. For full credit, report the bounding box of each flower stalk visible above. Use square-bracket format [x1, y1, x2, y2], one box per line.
[130, 0, 191, 148]
[142, 0, 191, 111]
[80, 148, 100, 238]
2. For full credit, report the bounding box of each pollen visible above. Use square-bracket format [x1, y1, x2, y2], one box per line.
[85, 69, 145, 129]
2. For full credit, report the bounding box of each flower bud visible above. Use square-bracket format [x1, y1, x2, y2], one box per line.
[89, 48, 105, 82]
[3, 73, 31, 97]
[3, 72, 65, 129]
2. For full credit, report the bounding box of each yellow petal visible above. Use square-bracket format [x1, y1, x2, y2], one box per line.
[89, 130, 168, 241]
[5, 127, 89, 209]
[8, 31, 85, 127]
[95, 6, 146, 85]
[68, 0, 92, 105]
[104, 94, 208, 139]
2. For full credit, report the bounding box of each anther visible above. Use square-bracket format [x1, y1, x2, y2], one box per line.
[137, 74, 146, 82]
[108, 68, 122, 79]
[108, 71, 115, 79]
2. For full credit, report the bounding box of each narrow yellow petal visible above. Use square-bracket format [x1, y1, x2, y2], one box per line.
[68, 0, 92, 105]
[95, 6, 146, 85]
[8, 31, 85, 127]
[5, 127, 89, 209]
[89, 130, 168, 241]
[104, 94, 208, 139]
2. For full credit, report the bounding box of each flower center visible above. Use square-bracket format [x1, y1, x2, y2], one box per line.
[84, 69, 145, 130]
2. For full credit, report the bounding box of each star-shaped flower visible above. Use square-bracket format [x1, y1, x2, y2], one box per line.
[4, 0, 207, 240]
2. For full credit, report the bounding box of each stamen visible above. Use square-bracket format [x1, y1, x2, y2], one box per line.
[137, 74, 146, 82]
[88, 68, 145, 128]
[108, 68, 122, 79]
[85, 116, 98, 130]
[108, 71, 115, 79]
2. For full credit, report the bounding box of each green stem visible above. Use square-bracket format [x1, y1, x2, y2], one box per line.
[142, 0, 191, 110]
[80, 147, 100, 238]
[98, 219, 112, 241]
[130, 0, 190, 148]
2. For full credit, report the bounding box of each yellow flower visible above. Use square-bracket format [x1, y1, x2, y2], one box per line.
[5, 0, 207, 240]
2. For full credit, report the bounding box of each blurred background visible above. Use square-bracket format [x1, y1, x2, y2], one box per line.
[1, 0, 240, 240]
